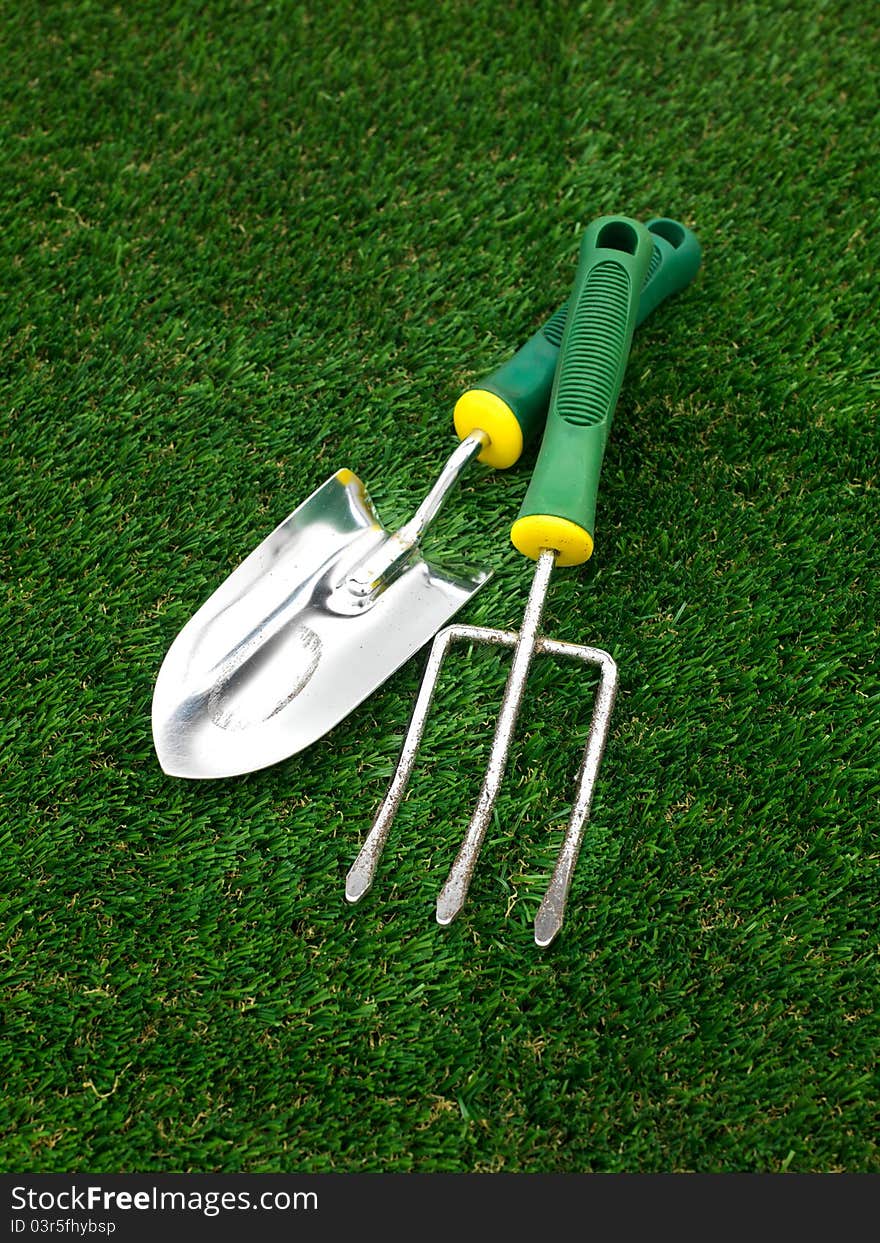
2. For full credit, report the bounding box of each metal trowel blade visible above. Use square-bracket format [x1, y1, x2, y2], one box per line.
[152, 469, 490, 778]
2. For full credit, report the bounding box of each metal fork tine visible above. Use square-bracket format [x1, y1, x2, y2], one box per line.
[345, 626, 457, 904]
[532, 641, 618, 947]
[435, 548, 556, 926]
[345, 621, 516, 903]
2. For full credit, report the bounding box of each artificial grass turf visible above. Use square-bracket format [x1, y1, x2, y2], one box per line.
[2, 0, 878, 1173]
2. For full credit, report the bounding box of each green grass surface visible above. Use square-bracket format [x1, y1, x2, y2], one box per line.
[3, 0, 878, 1173]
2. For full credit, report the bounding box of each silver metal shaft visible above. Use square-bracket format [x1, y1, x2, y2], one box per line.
[435, 547, 557, 927]
[402, 430, 490, 543]
[532, 644, 618, 947]
[345, 624, 459, 903]
[347, 431, 489, 597]
[344, 624, 519, 903]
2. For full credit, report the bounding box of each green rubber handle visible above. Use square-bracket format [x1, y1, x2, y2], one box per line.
[453, 216, 700, 469]
[510, 216, 654, 567]
[637, 217, 702, 322]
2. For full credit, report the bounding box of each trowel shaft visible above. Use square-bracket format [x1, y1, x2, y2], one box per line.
[346, 431, 488, 597]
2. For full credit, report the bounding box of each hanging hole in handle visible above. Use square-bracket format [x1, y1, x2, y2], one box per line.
[648, 218, 686, 249]
[596, 220, 639, 254]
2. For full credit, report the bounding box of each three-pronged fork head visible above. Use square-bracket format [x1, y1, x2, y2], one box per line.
[345, 606, 618, 947]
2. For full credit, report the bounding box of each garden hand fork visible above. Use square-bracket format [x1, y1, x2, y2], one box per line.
[347, 215, 656, 945]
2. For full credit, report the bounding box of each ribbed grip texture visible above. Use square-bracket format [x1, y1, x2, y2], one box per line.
[460, 217, 700, 467]
[644, 239, 662, 283]
[512, 215, 655, 560]
[542, 302, 568, 348]
[554, 261, 631, 429]
[540, 239, 662, 355]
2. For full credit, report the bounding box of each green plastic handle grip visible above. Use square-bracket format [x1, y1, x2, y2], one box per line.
[453, 216, 700, 469]
[637, 217, 702, 322]
[509, 216, 654, 567]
